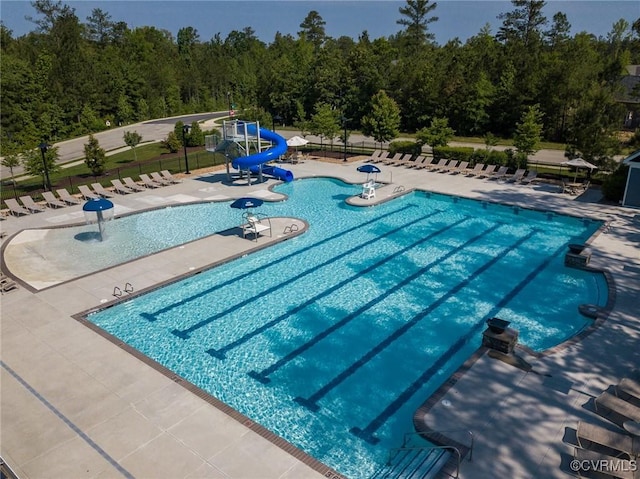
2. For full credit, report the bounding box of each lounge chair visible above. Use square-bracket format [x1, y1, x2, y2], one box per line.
[616, 378, 640, 404]
[370, 152, 388, 164]
[506, 168, 526, 182]
[573, 448, 637, 479]
[123, 177, 145, 191]
[19, 195, 46, 213]
[433, 160, 458, 173]
[489, 166, 509, 180]
[91, 183, 115, 198]
[383, 153, 405, 165]
[150, 172, 171, 185]
[576, 421, 639, 458]
[111, 179, 133, 195]
[161, 170, 182, 184]
[464, 163, 485, 176]
[428, 159, 449, 172]
[520, 170, 538, 184]
[415, 157, 436, 170]
[139, 173, 162, 188]
[4, 199, 30, 216]
[449, 161, 469, 174]
[78, 185, 99, 200]
[56, 188, 82, 205]
[241, 214, 272, 241]
[42, 191, 67, 208]
[1, 274, 18, 293]
[367, 150, 384, 162]
[476, 164, 497, 178]
[595, 391, 640, 424]
[404, 155, 426, 168]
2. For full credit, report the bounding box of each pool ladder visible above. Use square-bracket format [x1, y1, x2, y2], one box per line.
[283, 224, 299, 234]
[393, 185, 405, 194]
[383, 430, 474, 479]
[113, 282, 134, 298]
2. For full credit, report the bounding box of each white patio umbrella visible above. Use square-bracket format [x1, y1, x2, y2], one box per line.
[286, 136, 309, 147]
[561, 158, 598, 183]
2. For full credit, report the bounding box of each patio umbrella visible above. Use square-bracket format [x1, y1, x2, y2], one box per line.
[230, 197, 264, 210]
[357, 164, 381, 182]
[286, 136, 309, 147]
[561, 158, 598, 183]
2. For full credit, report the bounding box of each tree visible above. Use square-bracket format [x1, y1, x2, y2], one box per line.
[416, 117, 455, 152]
[309, 102, 340, 149]
[361, 90, 401, 146]
[23, 145, 60, 188]
[513, 104, 544, 157]
[397, 0, 439, 49]
[123, 130, 142, 161]
[298, 10, 326, 49]
[162, 131, 181, 153]
[84, 134, 106, 176]
[1, 142, 22, 185]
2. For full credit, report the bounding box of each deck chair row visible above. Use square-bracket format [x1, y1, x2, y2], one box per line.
[365, 152, 540, 183]
[3, 171, 181, 216]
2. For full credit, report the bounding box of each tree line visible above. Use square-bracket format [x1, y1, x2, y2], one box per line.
[1, 0, 639, 169]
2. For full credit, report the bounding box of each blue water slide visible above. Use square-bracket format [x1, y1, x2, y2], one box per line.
[232, 123, 293, 182]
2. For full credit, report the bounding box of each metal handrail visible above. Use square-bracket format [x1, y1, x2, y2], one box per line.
[403, 429, 474, 461]
[386, 444, 462, 479]
[113, 286, 122, 298]
[393, 185, 405, 193]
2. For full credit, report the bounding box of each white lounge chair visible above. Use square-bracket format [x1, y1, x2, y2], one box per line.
[56, 188, 82, 205]
[5, 199, 30, 216]
[150, 172, 170, 185]
[123, 177, 145, 191]
[427, 159, 448, 171]
[616, 378, 640, 403]
[42, 191, 66, 208]
[91, 183, 115, 198]
[161, 170, 181, 184]
[139, 174, 162, 188]
[383, 153, 405, 165]
[78, 185, 99, 200]
[111, 179, 133, 194]
[19, 195, 46, 212]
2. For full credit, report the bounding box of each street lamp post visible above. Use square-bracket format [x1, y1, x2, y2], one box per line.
[182, 124, 191, 174]
[272, 114, 282, 132]
[227, 91, 233, 117]
[341, 117, 350, 162]
[38, 142, 52, 191]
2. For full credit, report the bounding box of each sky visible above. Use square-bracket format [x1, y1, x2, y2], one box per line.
[1, 1, 638, 44]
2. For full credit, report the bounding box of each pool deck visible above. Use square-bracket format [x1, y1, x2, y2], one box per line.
[2, 158, 639, 479]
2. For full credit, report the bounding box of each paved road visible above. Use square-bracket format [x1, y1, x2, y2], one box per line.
[0, 112, 227, 179]
[1, 111, 570, 181]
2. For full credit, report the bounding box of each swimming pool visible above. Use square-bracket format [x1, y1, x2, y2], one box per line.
[88, 178, 606, 478]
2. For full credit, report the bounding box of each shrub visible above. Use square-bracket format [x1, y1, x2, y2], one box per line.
[389, 140, 422, 157]
[432, 146, 474, 161]
[602, 163, 629, 202]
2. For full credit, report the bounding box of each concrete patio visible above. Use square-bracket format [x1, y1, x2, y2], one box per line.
[1, 157, 638, 479]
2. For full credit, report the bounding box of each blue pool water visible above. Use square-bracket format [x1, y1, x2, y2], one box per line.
[88, 178, 606, 478]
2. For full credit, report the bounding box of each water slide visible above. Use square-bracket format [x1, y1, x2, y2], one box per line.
[232, 123, 294, 182]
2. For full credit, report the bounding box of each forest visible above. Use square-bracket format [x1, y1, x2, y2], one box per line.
[1, 0, 639, 167]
